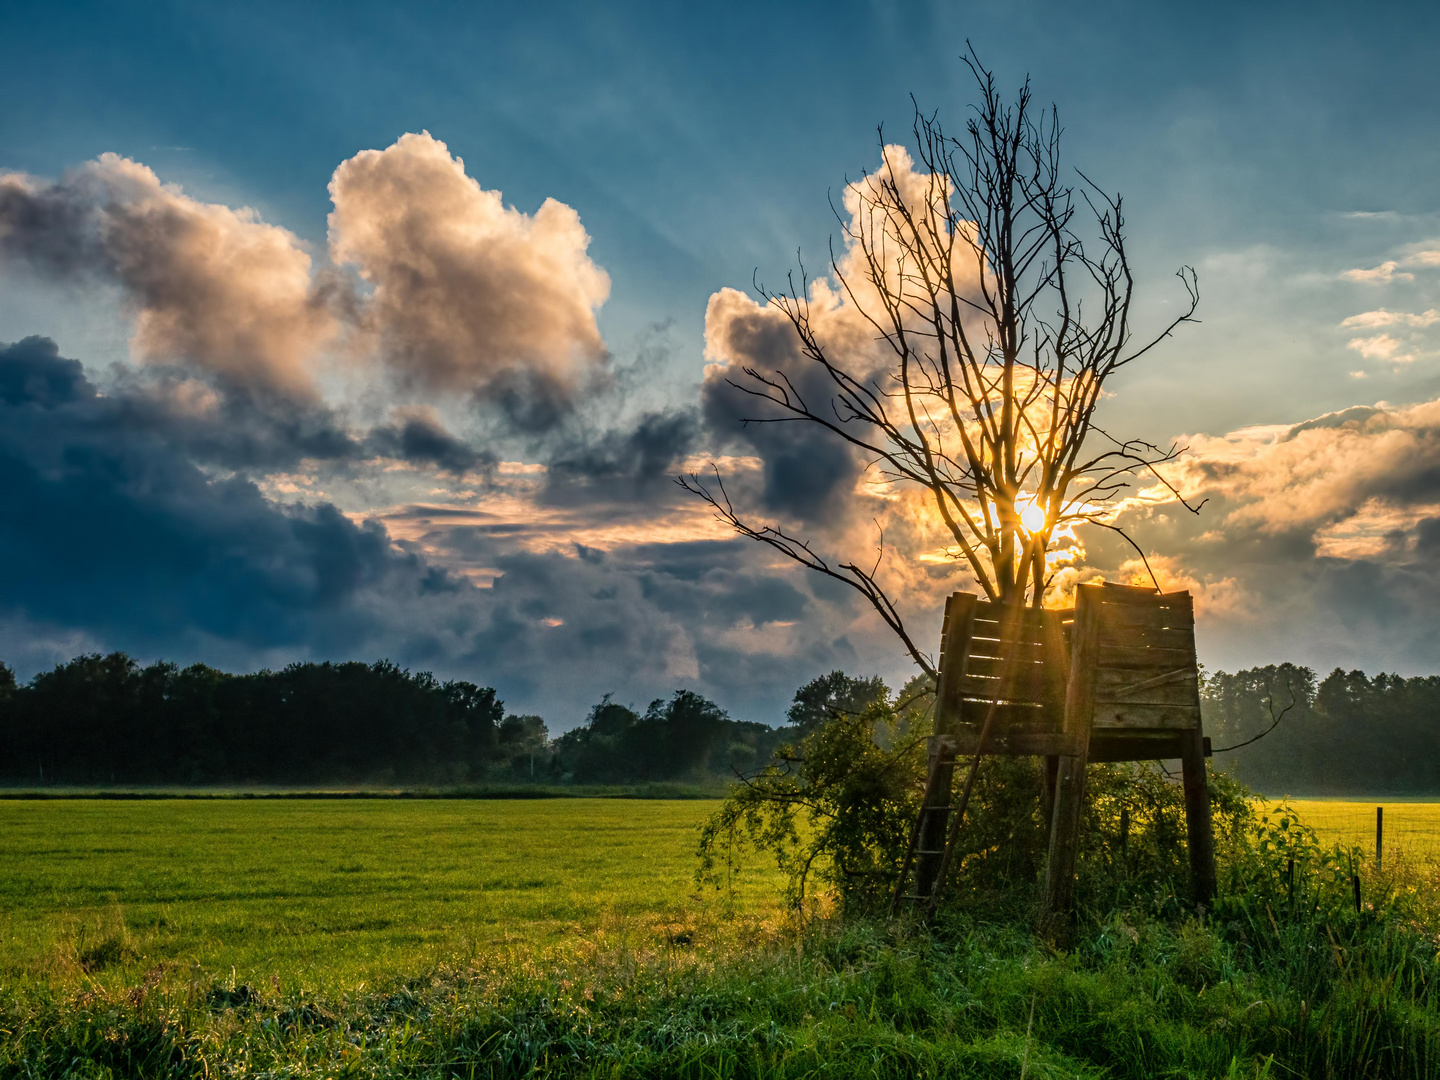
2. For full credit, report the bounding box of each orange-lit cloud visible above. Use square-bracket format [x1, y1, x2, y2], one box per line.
[1342, 260, 1414, 284]
[1159, 401, 1440, 542]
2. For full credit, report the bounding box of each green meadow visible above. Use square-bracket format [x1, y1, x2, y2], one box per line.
[0, 798, 780, 990]
[5, 795, 1440, 1078]
[1287, 799, 1440, 864]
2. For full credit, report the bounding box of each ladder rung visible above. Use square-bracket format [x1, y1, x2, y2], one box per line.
[922, 805, 955, 812]
[914, 849, 946, 856]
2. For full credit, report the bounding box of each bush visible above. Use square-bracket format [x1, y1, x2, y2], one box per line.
[700, 683, 1312, 927]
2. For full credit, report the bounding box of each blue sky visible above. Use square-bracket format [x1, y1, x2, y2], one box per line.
[2, 0, 1439, 726]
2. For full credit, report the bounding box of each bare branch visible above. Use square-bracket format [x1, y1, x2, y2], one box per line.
[682, 51, 1200, 667]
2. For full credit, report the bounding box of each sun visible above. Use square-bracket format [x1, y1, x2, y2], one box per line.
[1015, 494, 1048, 535]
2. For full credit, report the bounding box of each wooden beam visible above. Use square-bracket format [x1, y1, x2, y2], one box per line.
[937, 730, 1080, 757]
[1092, 703, 1202, 729]
[1099, 644, 1196, 669]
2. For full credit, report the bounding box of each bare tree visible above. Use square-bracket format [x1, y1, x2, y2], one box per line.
[680, 52, 1201, 679]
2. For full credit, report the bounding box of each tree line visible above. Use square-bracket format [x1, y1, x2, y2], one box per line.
[1203, 664, 1440, 794]
[0, 652, 820, 787]
[1, 650, 1436, 793]
[0, 653, 526, 786]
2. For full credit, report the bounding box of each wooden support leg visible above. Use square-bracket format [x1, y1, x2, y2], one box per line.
[1041, 584, 1102, 942]
[1180, 727, 1217, 909]
[1041, 747, 1087, 941]
[1040, 754, 1059, 827]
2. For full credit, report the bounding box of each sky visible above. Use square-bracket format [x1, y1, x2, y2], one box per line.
[2, 0, 1439, 728]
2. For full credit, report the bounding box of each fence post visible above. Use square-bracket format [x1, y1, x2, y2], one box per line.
[1376, 805, 1383, 871]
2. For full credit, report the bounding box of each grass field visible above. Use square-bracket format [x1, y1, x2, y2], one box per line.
[3, 795, 1434, 990]
[5, 795, 1440, 1077]
[0, 798, 781, 991]
[1285, 798, 1440, 864]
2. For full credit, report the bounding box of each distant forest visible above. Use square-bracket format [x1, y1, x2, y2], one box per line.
[0, 653, 794, 787]
[0, 652, 1436, 793]
[1202, 664, 1440, 795]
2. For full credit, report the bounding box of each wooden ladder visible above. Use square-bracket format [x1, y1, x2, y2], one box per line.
[889, 595, 1051, 916]
[888, 700, 1000, 916]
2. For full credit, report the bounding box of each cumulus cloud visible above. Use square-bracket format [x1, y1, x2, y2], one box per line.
[328, 132, 611, 428]
[1347, 332, 1413, 363]
[1163, 401, 1440, 538]
[364, 407, 496, 476]
[2, 137, 615, 429]
[1341, 309, 1440, 329]
[1340, 309, 1438, 373]
[0, 156, 336, 396]
[0, 336, 469, 659]
[1097, 395, 1440, 673]
[1341, 248, 1440, 285]
[701, 287, 869, 523]
[1342, 261, 1414, 284]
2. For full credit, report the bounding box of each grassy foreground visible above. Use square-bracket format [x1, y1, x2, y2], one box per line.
[3, 797, 1440, 1078]
[0, 799, 780, 988]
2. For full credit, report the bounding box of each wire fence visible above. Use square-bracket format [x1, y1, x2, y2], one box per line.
[1285, 800, 1440, 868]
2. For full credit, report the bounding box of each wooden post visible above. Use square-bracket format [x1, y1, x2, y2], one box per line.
[1040, 755, 1059, 829]
[1179, 725, 1216, 908]
[1376, 806, 1383, 871]
[1037, 611, 1069, 844]
[916, 593, 977, 899]
[1042, 585, 1100, 937]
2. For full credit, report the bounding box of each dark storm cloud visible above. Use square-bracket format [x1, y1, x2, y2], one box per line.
[0, 344, 461, 654]
[0, 337, 872, 725]
[0, 335, 364, 470]
[548, 407, 699, 483]
[364, 413, 496, 475]
[0, 174, 94, 275]
[412, 529, 857, 725]
[0, 334, 91, 406]
[699, 291, 866, 525]
[0, 335, 499, 478]
[540, 407, 702, 515]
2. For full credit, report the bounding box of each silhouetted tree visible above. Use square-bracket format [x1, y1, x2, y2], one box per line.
[553, 690, 787, 784]
[683, 51, 1199, 675]
[787, 671, 889, 735]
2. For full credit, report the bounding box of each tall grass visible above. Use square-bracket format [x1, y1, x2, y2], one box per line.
[5, 881, 1440, 1078]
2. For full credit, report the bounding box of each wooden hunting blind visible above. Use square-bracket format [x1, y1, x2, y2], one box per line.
[892, 581, 1215, 925]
